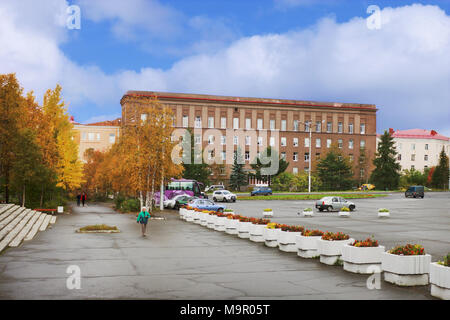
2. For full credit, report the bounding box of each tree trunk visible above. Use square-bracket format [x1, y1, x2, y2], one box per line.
[22, 185, 26, 207]
[40, 185, 44, 207]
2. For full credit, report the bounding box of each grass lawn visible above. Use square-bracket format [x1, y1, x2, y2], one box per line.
[237, 194, 388, 200]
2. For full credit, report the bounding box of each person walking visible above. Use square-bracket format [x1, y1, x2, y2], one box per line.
[76, 193, 81, 206]
[136, 207, 151, 237]
[81, 192, 87, 207]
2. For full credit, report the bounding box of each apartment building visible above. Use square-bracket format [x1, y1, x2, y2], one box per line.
[121, 91, 378, 185]
[72, 117, 121, 162]
[377, 128, 450, 172]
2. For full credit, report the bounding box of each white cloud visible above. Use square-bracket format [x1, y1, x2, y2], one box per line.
[0, 2, 449, 135]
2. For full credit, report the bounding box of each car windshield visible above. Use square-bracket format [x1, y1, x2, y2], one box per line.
[223, 191, 230, 194]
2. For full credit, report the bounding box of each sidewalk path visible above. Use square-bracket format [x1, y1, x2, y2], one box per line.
[0, 203, 434, 299]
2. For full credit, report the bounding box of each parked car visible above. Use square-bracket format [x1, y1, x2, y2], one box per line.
[205, 185, 225, 193]
[174, 196, 198, 210]
[188, 199, 226, 212]
[315, 196, 356, 212]
[405, 185, 424, 198]
[212, 190, 237, 202]
[251, 186, 272, 196]
[164, 194, 190, 209]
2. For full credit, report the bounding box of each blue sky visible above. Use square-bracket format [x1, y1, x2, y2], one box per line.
[1, 0, 449, 134]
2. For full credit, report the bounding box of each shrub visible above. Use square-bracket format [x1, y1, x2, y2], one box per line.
[114, 194, 126, 209]
[302, 229, 324, 237]
[322, 232, 350, 241]
[438, 253, 449, 267]
[352, 237, 379, 247]
[120, 198, 140, 213]
[389, 244, 425, 256]
[79, 224, 118, 231]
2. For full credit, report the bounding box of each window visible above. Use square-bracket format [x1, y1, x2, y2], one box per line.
[338, 139, 343, 149]
[305, 121, 311, 132]
[233, 118, 239, 129]
[327, 139, 332, 148]
[269, 119, 275, 130]
[425, 144, 429, 150]
[257, 136, 263, 146]
[245, 151, 250, 161]
[316, 153, 321, 160]
[411, 165, 415, 170]
[349, 123, 354, 134]
[411, 154, 416, 161]
[141, 114, 148, 122]
[281, 120, 286, 131]
[293, 167, 298, 174]
[246, 118, 251, 130]
[221, 117, 226, 129]
[360, 140, 366, 148]
[349, 139, 354, 149]
[221, 151, 226, 161]
[293, 120, 299, 131]
[293, 152, 298, 161]
[208, 117, 214, 128]
[349, 154, 354, 162]
[316, 138, 321, 148]
[208, 135, 214, 145]
[411, 144, 415, 150]
[305, 138, 310, 147]
[293, 138, 298, 147]
[338, 122, 343, 133]
[234, 136, 238, 145]
[257, 118, 263, 130]
[360, 168, 365, 177]
[195, 116, 202, 128]
[281, 152, 286, 160]
[270, 137, 275, 146]
[221, 135, 226, 145]
[195, 135, 201, 145]
[360, 124, 366, 134]
[424, 154, 428, 161]
[325, 122, 331, 133]
[82, 132, 87, 140]
[182, 116, 188, 128]
[281, 137, 287, 147]
[245, 136, 251, 146]
[316, 121, 322, 133]
[398, 143, 402, 150]
[88, 132, 95, 141]
[109, 133, 115, 144]
[398, 154, 401, 161]
[304, 153, 310, 162]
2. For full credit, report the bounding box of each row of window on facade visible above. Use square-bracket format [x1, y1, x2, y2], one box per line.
[397, 142, 448, 152]
[398, 154, 431, 162]
[175, 115, 366, 134]
[81, 132, 116, 143]
[198, 135, 366, 150]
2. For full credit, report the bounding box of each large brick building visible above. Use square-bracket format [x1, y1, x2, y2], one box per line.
[121, 91, 378, 186]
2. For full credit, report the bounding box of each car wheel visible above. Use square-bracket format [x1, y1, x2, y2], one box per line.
[213, 197, 217, 202]
[328, 206, 333, 212]
[318, 208, 323, 212]
[233, 199, 236, 203]
[217, 208, 223, 213]
[349, 205, 355, 211]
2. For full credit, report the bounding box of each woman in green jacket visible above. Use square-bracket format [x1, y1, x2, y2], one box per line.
[136, 207, 151, 237]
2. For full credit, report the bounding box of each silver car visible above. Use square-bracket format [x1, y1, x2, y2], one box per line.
[315, 196, 356, 212]
[212, 190, 237, 202]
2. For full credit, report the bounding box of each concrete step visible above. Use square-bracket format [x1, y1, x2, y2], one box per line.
[0, 210, 35, 252]
[39, 215, 52, 232]
[0, 208, 29, 241]
[24, 214, 47, 241]
[0, 205, 22, 225]
[0, 204, 14, 216]
[9, 211, 42, 247]
[50, 216, 57, 224]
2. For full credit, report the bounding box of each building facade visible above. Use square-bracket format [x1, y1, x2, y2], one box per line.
[377, 129, 450, 172]
[121, 91, 378, 186]
[72, 118, 121, 162]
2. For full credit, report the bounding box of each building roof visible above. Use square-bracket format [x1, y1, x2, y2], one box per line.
[390, 129, 449, 141]
[121, 90, 377, 112]
[71, 117, 122, 127]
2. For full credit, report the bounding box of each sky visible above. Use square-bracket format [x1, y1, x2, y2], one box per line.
[0, 0, 449, 135]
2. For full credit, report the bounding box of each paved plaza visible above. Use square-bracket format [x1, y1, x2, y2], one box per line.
[0, 193, 447, 299]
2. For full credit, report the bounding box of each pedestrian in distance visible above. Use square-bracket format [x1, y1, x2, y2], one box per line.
[136, 207, 151, 237]
[76, 193, 81, 207]
[81, 192, 87, 207]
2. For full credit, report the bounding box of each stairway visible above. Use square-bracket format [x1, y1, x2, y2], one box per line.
[0, 204, 57, 253]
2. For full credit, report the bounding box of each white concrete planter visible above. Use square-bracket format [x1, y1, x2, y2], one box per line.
[338, 211, 350, 218]
[341, 244, 386, 274]
[223, 211, 234, 216]
[179, 208, 186, 219]
[262, 210, 273, 218]
[237, 221, 252, 239]
[225, 218, 239, 235]
[214, 216, 227, 232]
[430, 262, 450, 300]
[192, 212, 201, 224]
[296, 235, 322, 258]
[249, 224, 267, 242]
[317, 238, 353, 265]
[302, 210, 314, 217]
[381, 252, 431, 286]
[278, 230, 302, 253]
[378, 211, 390, 218]
[200, 213, 208, 226]
[185, 210, 195, 222]
[206, 214, 217, 229]
[263, 228, 279, 248]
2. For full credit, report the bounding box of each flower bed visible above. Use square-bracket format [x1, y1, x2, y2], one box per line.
[225, 214, 241, 235]
[430, 254, 450, 300]
[296, 229, 324, 258]
[263, 223, 281, 248]
[249, 218, 271, 242]
[317, 232, 353, 265]
[381, 244, 431, 286]
[341, 238, 385, 274]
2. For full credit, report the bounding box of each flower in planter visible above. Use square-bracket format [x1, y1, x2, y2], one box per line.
[263, 208, 273, 212]
[303, 208, 313, 212]
[226, 214, 235, 219]
[352, 237, 379, 247]
[249, 217, 271, 225]
[321, 231, 350, 241]
[231, 214, 242, 220]
[389, 244, 425, 256]
[340, 206, 350, 212]
[437, 253, 450, 267]
[266, 222, 281, 229]
[302, 229, 324, 237]
[224, 209, 234, 213]
[238, 216, 252, 222]
[279, 224, 304, 232]
[378, 208, 390, 213]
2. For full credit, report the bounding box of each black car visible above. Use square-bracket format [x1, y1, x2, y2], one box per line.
[405, 185, 424, 198]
